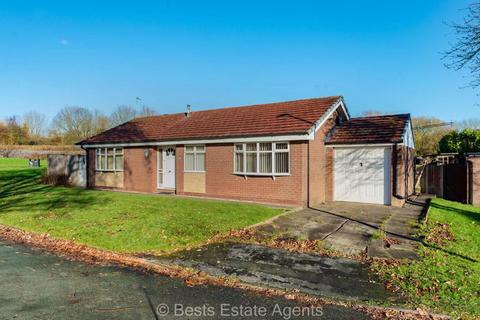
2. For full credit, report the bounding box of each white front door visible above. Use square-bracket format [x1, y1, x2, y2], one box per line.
[161, 147, 176, 189]
[334, 147, 391, 205]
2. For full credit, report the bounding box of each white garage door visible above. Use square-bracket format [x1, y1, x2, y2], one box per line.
[334, 147, 391, 205]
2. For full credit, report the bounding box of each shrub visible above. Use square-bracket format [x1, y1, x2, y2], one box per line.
[438, 128, 480, 154]
[41, 172, 70, 186]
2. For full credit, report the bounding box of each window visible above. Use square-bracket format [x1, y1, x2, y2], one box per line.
[115, 148, 124, 170]
[95, 148, 124, 171]
[185, 145, 205, 172]
[96, 148, 105, 171]
[234, 142, 289, 175]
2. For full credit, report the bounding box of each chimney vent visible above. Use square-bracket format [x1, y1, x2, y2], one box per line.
[186, 104, 192, 117]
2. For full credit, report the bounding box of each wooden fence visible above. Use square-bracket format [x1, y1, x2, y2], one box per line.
[421, 158, 480, 205]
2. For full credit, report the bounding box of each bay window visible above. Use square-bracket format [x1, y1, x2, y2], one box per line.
[234, 142, 289, 175]
[185, 145, 205, 172]
[95, 148, 123, 171]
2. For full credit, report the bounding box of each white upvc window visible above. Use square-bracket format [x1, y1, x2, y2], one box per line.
[95, 147, 124, 172]
[234, 142, 290, 176]
[184, 145, 206, 172]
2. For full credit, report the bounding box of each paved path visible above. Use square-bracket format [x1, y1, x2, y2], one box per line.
[257, 197, 428, 259]
[0, 240, 367, 320]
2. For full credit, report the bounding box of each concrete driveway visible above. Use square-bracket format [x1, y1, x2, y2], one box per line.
[0, 240, 366, 320]
[256, 197, 428, 259]
[155, 198, 427, 303]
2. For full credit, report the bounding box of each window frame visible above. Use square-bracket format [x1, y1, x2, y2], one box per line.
[95, 147, 124, 172]
[233, 142, 290, 176]
[184, 145, 206, 173]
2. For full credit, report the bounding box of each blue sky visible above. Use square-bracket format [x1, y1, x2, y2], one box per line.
[0, 0, 477, 123]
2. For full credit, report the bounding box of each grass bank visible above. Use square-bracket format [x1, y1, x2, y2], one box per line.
[373, 198, 480, 318]
[0, 158, 282, 253]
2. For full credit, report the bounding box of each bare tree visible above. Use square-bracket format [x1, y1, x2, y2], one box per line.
[92, 110, 110, 134]
[455, 117, 480, 130]
[444, 2, 480, 88]
[23, 111, 46, 138]
[51, 106, 95, 144]
[412, 117, 453, 156]
[361, 110, 383, 117]
[0, 122, 7, 144]
[1, 116, 29, 144]
[138, 105, 157, 117]
[110, 105, 137, 127]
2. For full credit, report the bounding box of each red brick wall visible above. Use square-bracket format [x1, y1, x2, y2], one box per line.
[325, 147, 334, 202]
[87, 148, 96, 188]
[176, 141, 308, 206]
[123, 147, 157, 193]
[175, 145, 184, 193]
[406, 147, 415, 197]
[86, 143, 308, 205]
[85, 107, 350, 206]
[86, 107, 355, 206]
[392, 146, 415, 197]
[308, 109, 343, 206]
[468, 157, 480, 206]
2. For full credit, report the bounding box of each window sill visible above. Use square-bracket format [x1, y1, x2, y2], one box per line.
[233, 172, 290, 177]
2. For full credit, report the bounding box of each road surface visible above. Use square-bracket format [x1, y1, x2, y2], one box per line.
[0, 240, 367, 319]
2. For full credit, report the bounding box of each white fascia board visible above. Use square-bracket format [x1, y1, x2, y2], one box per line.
[306, 98, 350, 139]
[326, 143, 396, 148]
[81, 134, 311, 148]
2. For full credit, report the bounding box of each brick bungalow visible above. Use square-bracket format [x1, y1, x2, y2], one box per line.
[77, 96, 415, 207]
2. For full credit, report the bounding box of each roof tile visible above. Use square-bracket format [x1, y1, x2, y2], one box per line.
[79, 96, 341, 144]
[326, 114, 410, 145]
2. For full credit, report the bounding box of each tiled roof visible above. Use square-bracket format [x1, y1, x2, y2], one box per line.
[326, 114, 410, 145]
[78, 96, 342, 145]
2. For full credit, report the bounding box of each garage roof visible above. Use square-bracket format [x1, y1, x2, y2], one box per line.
[78, 96, 343, 145]
[326, 114, 410, 145]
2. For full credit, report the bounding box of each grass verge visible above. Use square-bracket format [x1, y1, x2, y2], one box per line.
[372, 198, 480, 318]
[0, 158, 282, 253]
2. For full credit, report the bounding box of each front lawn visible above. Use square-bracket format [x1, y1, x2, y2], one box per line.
[0, 157, 45, 170]
[373, 198, 480, 318]
[0, 158, 282, 253]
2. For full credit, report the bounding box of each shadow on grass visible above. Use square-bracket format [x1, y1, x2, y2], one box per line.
[0, 168, 100, 214]
[429, 202, 480, 224]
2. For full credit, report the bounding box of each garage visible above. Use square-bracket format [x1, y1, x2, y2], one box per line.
[334, 147, 391, 205]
